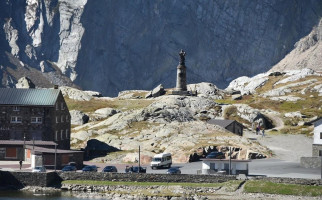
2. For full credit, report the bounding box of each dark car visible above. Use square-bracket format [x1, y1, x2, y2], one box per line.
[82, 165, 98, 172]
[167, 167, 181, 174]
[125, 166, 146, 173]
[62, 165, 77, 172]
[102, 166, 118, 172]
[206, 152, 225, 159]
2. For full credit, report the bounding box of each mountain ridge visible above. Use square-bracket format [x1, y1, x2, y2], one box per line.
[1, 0, 322, 96]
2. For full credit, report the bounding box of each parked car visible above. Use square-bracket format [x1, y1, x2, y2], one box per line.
[166, 167, 181, 174]
[32, 166, 46, 172]
[125, 166, 146, 173]
[102, 166, 118, 172]
[62, 165, 77, 172]
[82, 165, 97, 172]
[206, 152, 225, 159]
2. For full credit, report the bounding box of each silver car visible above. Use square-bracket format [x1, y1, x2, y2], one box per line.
[32, 166, 46, 172]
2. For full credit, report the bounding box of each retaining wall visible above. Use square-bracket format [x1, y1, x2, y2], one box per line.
[1, 171, 321, 189]
[58, 172, 236, 183]
[300, 157, 321, 168]
[0, 171, 61, 188]
[252, 176, 322, 186]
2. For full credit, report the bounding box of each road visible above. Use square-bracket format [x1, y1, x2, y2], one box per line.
[1, 159, 320, 179]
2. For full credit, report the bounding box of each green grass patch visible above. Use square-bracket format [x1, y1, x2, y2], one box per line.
[65, 97, 154, 113]
[244, 180, 322, 196]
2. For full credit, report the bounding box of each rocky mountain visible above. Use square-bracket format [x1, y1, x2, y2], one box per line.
[270, 19, 322, 72]
[1, 0, 322, 96]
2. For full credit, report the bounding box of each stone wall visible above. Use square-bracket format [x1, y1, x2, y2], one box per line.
[252, 176, 322, 186]
[0, 171, 61, 188]
[300, 157, 322, 168]
[1, 171, 322, 189]
[58, 172, 236, 183]
[312, 144, 322, 157]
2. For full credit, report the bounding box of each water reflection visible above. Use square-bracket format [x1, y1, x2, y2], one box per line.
[0, 190, 106, 200]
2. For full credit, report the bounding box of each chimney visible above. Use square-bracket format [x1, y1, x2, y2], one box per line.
[54, 85, 59, 89]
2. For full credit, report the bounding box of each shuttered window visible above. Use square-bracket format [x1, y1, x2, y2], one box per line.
[5, 147, 17, 158]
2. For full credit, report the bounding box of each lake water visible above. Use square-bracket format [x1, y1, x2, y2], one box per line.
[0, 191, 106, 200]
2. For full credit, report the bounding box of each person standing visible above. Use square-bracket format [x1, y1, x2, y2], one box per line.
[19, 160, 23, 170]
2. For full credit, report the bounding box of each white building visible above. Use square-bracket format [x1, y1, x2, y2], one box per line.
[199, 159, 250, 175]
[313, 117, 322, 156]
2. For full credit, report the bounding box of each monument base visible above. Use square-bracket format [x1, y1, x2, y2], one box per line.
[171, 90, 190, 96]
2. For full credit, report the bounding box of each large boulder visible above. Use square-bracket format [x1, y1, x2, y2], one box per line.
[70, 110, 89, 125]
[187, 82, 224, 99]
[145, 84, 165, 98]
[94, 108, 119, 118]
[226, 73, 269, 95]
[15, 77, 35, 88]
[60, 86, 102, 101]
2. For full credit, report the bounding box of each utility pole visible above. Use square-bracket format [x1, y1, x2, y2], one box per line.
[139, 145, 141, 172]
[229, 147, 232, 175]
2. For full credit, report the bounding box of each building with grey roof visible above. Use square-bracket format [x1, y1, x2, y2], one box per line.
[0, 87, 83, 169]
[207, 119, 243, 136]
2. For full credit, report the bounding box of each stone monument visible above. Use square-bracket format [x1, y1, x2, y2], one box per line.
[172, 49, 189, 95]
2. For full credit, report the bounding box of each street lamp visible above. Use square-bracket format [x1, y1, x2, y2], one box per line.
[138, 145, 141, 171]
[23, 133, 26, 160]
[54, 144, 57, 171]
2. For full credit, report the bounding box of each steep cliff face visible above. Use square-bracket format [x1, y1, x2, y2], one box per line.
[270, 19, 322, 72]
[0, 0, 322, 96]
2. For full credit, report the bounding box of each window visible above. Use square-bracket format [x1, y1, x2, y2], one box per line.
[320, 132, 322, 139]
[61, 115, 64, 122]
[55, 131, 58, 141]
[66, 115, 69, 122]
[11, 116, 22, 123]
[13, 106, 20, 111]
[66, 129, 69, 139]
[31, 117, 42, 123]
[56, 116, 59, 123]
[61, 102, 65, 110]
[61, 130, 64, 140]
[56, 103, 59, 110]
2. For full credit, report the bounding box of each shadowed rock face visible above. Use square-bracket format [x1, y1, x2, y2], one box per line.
[0, 0, 322, 96]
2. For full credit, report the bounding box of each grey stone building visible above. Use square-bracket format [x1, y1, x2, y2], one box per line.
[0, 88, 83, 168]
[0, 88, 70, 149]
[207, 119, 243, 136]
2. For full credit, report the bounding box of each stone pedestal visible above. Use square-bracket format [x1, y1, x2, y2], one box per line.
[175, 64, 187, 91]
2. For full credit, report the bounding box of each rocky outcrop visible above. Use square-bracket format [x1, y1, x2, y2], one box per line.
[1, 1, 322, 96]
[60, 86, 102, 101]
[145, 84, 165, 98]
[70, 110, 89, 125]
[270, 19, 322, 72]
[187, 82, 224, 99]
[15, 77, 35, 88]
[225, 73, 269, 95]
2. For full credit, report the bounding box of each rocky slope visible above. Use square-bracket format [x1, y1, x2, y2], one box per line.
[64, 68, 321, 164]
[1, 0, 322, 96]
[270, 19, 322, 72]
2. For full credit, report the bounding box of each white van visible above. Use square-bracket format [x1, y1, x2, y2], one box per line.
[150, 153, 172, 169]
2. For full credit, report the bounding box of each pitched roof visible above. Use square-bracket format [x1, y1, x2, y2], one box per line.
[207, 119, 235, 128]
[0, 88, 60, 106]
